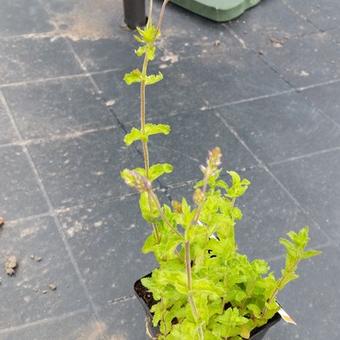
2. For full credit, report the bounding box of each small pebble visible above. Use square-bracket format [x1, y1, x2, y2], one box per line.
[42, 290, 47, 294]
[48, 283, 57, 291]
[30, 255, 42, 262]
[105, 99, 115, 107]
[0, 217, 4, 226]
[5, 256, 17, 276]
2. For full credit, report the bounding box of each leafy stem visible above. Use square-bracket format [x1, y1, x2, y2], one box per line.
[139, 0, 169, 178]
[261, 227, 321, 318]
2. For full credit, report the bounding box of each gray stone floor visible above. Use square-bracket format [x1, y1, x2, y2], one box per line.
[0, 0, 339, 339]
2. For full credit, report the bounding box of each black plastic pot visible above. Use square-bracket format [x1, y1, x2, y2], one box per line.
[123, 0, 147, 29]
[134, 274, 282, 339]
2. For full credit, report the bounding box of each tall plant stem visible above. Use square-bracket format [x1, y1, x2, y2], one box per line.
[140, 55, 150, 177]
[158, 0, 171, 30]
[185, 241, 204, 340]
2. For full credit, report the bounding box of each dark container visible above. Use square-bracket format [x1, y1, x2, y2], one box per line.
[123, 0, 147, 29]
[134, 275, 282, 339]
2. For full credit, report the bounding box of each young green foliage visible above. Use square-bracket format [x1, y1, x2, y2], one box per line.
[120, 1, 320, 339]
[129, 150, 321, 339]
[124, 124, 171, 146]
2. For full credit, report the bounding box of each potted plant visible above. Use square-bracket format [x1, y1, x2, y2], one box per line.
[120, 1, 321, 338]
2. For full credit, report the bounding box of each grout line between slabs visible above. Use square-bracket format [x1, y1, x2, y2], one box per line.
[214, 110, 333, 245]
[0, 308, 90, 335]
[280, 0, 323, 33]
[223, 22, 340, 98]
[269, 146, 340, 166]
[3, 181, 169, 229]
[200, 89, 295, 111]
[0, 125, 117, 150]
[0, 67, 121, 90]
[224, 24, 296, 90]
[0, 90, 104, 332]
[3, 212, 53, 226]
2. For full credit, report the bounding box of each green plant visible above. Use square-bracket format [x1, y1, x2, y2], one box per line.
[120, 1, 321, 339]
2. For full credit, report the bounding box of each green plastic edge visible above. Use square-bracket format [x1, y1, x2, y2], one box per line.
[171, 0, 261, 22]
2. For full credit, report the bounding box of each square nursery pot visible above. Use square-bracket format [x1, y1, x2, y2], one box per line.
[134, 274, 282, 339]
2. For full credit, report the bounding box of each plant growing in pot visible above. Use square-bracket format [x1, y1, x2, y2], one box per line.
[120, 1, 321, 338]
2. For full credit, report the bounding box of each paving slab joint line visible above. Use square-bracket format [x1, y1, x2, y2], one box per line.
[223, 24, 295, 91]
[0, 308, 90, 334]
[224, 24, 330, 93]
[223, 24, 248, 50]
[64, 38, 129, 132]
[3, 212, 53, 226]
[280, 0, 323, 33]
[0, 125, 117, 151]
[199, 77, 340, 115]
[213, 110, 332, 245]
[1, 189, 140, 233]
[0, 90, 105, 335]
[269, 146, 340, 167]
[301, 99, 340, 132]
[256, 53, 295, 89]
[200, 88, 295, 111]
[296, 77, 340, 92]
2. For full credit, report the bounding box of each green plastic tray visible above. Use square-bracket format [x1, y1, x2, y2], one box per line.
[171, 0, 261, 22]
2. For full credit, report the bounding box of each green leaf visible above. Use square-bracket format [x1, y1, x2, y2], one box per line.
[149, 163, 173, 181]
[134, 24, 159, 61]
[302, 249, 322, 259]
[146, 45, 156, 60]
[135, 44, 156, 60]
[145, 72, 163, 85]
[192, 279, 224, 296]
[227, 171, 251, 198]
[247, 304, 261, 318]
[133, 167, 146, 177]
[120, 168, 135, 187]
[142, 233, 158, 254]
[279, 238, 297, 257]
[123, 69, 143, 85]
[216, 179, 229, 191]
[194, 179, 204, 189]
[136, 24, 159, 44]
[124, 124, 170, 146]
[139, 192, 159, 222]
[213, 308, 248, 338]
[124, 127, 144, 146]
[135, 45, 146, 57]
[145, 123, 171, 136]
[231, 207, 243, 220]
